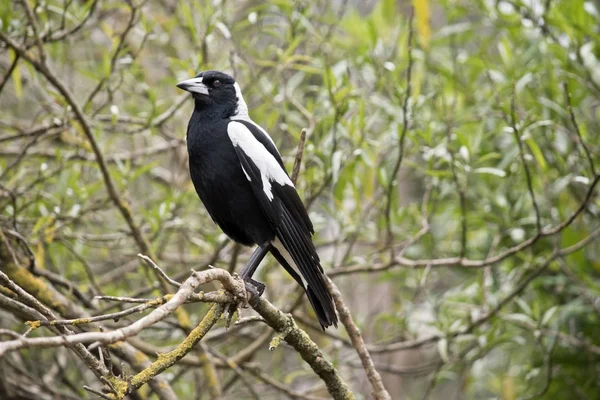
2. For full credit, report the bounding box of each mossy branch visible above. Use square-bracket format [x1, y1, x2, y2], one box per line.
[126, 302, 226, 395]
[1, 233, 353, 397]
[0, 268, 244, 357]
[251, 296, 355, 399]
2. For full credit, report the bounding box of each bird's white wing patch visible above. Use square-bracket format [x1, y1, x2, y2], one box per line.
[227, 121, 293, 200]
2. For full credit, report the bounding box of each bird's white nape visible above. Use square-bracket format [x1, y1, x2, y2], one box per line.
[230, 82, 276, 148]
[233, 82, 249, 117]
[227, 121, 293, 201]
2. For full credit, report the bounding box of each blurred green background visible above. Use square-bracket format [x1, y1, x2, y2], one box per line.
[1, 0, 599, 398]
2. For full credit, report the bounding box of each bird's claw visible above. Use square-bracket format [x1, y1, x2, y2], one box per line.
[226, 278, 265, 327]
[243, 278, 265, 307]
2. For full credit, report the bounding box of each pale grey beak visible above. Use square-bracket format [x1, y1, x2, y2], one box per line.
[176, 77, 209, 95]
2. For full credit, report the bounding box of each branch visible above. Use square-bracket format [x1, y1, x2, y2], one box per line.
[366, 247, 572, 354]
[0, 268, 245, 357]
[251, 296, 355, 399]
[326, 277, 390, 400]
[0, 231, 111, 379]
[125, 303, 226, 397]
[331, 173, 600, 275]
[42, 0, 99, 43]
[292, 128, 308, 185]
[563, 81, 596, 176]
[510, 90, 542, 233]
[367, 224, 600, 353]
[243, 362, 328, 400]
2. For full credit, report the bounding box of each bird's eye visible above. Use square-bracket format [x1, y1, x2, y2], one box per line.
[213, 80, 221, 88]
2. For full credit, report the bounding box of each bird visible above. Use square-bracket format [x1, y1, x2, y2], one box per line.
[176, 70, 338, 329]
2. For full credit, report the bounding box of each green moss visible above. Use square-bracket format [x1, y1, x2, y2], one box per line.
[105, 376, 128, 400]
[7, 261, 66, 313]
[25, 320, 41, 330]
[129, 303, 225, 390]
[71, 318, 91, 326]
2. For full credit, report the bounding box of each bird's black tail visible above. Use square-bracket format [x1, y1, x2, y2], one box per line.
[305, 282, 338, 329]
[270, 222, 338, 329]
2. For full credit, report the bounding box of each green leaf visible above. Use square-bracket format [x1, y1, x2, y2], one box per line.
[412, 0, 430, 48]
[382, 0, 396, 24]
[524, 137, 547, 170]
[541, 306, 558, 326]
[474, 167, 506, 177]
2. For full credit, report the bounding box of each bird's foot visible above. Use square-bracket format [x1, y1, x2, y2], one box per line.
[226, 277, 265, 327]
[243, 277, 265, 307]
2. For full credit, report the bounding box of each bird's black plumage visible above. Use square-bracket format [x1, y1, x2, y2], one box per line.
[177, 70, 337, 328]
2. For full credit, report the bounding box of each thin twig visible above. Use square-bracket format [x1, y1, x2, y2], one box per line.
[138, 254, 181, 288]
[292, 128, 308, 185]
[20, 0, 46, 64]
[83, 385, 114, 400]
[326, 277, 390, 399]
[563, 81, 596, 176]
[510, 90, 542, 233]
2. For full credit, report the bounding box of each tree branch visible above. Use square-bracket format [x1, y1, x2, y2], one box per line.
[326, 277, 390, 400]
[251, 296, 355, 399]
[0, 268, 244, 357]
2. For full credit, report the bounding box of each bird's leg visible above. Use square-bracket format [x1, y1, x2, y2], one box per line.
[239, 244, 270, 301]
[227, 245, 270, 322]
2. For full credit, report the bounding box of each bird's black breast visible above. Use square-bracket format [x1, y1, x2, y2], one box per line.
[186, 116, 274, 246]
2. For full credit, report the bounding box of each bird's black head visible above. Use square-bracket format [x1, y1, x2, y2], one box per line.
[176, 70, 244, 119]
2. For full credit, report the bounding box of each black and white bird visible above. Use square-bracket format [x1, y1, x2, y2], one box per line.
[177, 70, 338, 329]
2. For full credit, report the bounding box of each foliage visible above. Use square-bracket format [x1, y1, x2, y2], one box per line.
[0, 0, 599, 398]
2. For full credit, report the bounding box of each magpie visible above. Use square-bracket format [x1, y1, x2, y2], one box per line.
[176, 70, 338, 329]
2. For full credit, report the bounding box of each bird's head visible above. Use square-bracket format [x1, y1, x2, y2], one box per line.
[176, 70, 248, 118]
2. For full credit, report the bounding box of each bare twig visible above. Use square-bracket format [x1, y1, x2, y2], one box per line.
[42, 0, 99, 43]
[292, 128, 308, 185]
[27, 296, 175, 328]
[326, 277, 390, 400]
[563, 81, 596, 176]
[20, 0, 46, 64]
[510, 91, 543, 233]
[83, 385, 114, 400]
[138, 253, 182, 288]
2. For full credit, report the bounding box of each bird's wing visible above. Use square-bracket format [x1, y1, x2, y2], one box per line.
[228, 119, 314, 233]
[227, 121, 337, 327]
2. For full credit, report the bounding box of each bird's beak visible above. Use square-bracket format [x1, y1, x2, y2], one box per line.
[176, 77, 209, 95]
